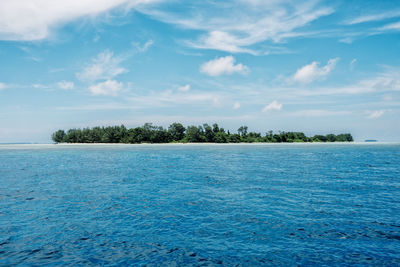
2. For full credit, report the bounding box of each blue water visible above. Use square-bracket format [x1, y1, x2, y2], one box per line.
[1, 144, 400, 266]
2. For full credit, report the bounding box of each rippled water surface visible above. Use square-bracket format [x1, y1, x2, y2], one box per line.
[1, 144, 400, 266]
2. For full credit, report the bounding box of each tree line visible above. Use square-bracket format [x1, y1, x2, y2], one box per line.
[52, 123, 353, 143]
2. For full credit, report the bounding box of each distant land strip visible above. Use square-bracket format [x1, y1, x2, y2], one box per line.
[52, 123, 353, 144]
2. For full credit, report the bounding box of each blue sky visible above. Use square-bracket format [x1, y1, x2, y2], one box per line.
[0, 0, 399, 142]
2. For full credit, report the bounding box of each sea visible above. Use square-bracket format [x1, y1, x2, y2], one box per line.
[0, 143, 399, 266]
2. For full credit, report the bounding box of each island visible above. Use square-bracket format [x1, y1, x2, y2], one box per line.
[51, 123, 353, 144]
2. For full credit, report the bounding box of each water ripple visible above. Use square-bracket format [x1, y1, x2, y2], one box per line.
[0, 144, 399, 265]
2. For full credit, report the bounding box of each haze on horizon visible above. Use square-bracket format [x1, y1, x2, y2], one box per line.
[0, 0, 399, 143]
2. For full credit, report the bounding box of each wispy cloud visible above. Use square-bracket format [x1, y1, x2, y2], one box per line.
[366, 110, 385, 119]
[88, 80, 124, 96]
[177, 84, 190, 92]
[292, 58, 339, 84]
[56, 102, 139, 111]
[76, 50, 127, 82]
[233, 101, 241, 110]
[126, 90, 227, 109]
[57, 81, 75, 90]
[138, 1, 334, 54]
[0, 0, 162, 41]
[200, 56, 249, 76]
[345, 10, 400, 25]
[133, 39, 154, 52]
[290, 109, 351, 117]
[379, 21, 400, 31]
[0, 82, 6, 90]
[32, 83, 50, 89]
[262, 100, 282, 112]
[295, 69, 400, 96]
[350, 59, 357, 70]
[339, 37, 354, 44]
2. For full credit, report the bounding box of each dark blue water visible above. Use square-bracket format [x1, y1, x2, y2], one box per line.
[1, 144, 400, 266]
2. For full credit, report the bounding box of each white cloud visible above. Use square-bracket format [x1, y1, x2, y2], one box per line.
[290, 109, 351, 117]
[178, 84, 190, 92]
[56, 102, 141, 111]
[76, 50, 127, 82]
[200, 56, 249, 76]
[379, 21, 400, 31]
[367, 110, 385, 119]
[345, 10, 400, 25]
[138, 1, 333, 54]
[262, 100, 282, 112]
[233, 101, 241, 110]
[0, 0, 161, 41]
[189, 31, 257, 54]
[140, 39, 154, 52]
[292, 58, 339, 84]
[133, 39, 154, 52]
[294, 69, 400, 96]
[57, 80, 74, 90]
[0, 82, 6, 90]
[88, 80, 123, 96]
[339, 37, 354, 44]
[358, 72, 400, 92]
[32, 83, 49, 89]
[125, 90, 227, 109]
[350, 59, 357, 70]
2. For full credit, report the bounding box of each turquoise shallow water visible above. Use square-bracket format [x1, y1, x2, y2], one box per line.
[0, 144, 400, 266]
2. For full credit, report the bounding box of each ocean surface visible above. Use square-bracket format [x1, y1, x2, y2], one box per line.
[1, 143, 400, 266]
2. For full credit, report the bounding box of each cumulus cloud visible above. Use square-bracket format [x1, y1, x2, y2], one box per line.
[0, 0, 161, 41]
[200, 56, 249, 76]
[292, 58, 339, 84]
[367, 110, 385, 119]
[233, 101, 241, 110]
[76, 50, 127, 82]
[262, 100, 282, 112]
[57, 80, 75, 90]
[178, 84, 190, 92]
[88, 80, 123, 96]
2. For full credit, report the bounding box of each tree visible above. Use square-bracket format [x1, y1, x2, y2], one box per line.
[150, 126, 169, 143]
[215, 132, 228, 143]
[52, 130, 66, 143]
[51, 124, 353, 144]
[212, 123, 220, 133]
[326, 134, 336, 142]
[168, 122, 186, 141]
[203, 124, 215, 142]
[184, 126, 204, 142]
[228, 134, 241, 143]
[312, 135, 328, 142]
[238, 126, 248, 136]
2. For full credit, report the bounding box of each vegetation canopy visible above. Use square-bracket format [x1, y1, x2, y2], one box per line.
[52, 123, 353, 144]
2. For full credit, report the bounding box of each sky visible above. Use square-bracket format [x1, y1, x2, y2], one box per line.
[0, 0, 399, 143]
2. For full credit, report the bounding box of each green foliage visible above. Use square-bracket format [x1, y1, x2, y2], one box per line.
[51, 123, 354, 144]
[51, 130, 66, 143]
[168, 122, 185, 141]
[184, 125, 205, 142]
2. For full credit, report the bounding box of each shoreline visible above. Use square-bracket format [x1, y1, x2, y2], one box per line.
[1, 142, 399, 149]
